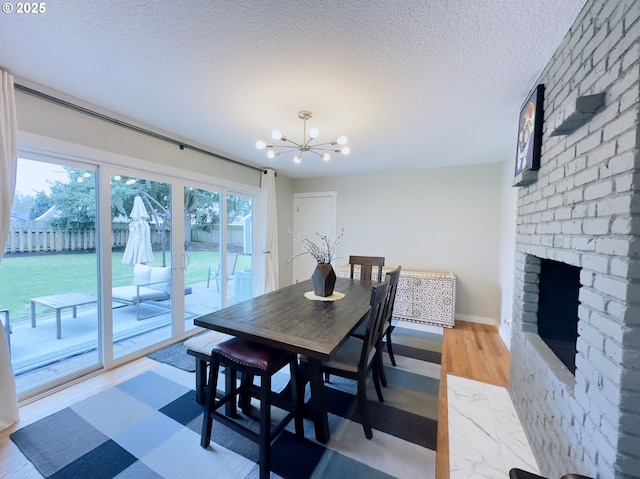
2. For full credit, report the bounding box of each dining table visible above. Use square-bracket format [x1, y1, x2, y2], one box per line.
[194, 276, 377, 444]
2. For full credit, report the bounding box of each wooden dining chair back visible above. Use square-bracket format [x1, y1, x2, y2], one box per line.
[378, 265, 401, 384]
[350, 266, 402, 387]
[349, 255, 385, 282]
[314, 281, 389, 439]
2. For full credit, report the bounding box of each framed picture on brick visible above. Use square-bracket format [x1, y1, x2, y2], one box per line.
[513, 84, 544, 187]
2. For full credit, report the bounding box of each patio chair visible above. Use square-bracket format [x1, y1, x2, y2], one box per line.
[207, 253, 238, 292]
[112, 264, 171, 320]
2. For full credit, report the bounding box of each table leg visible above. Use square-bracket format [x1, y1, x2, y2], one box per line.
[56, 309, 62, 340]
[72, 305, 77, 318]
[307, 358, 330, 444]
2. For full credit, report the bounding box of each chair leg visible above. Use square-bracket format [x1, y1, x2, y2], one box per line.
[377, 339, 388, 388]
[386, 329, 397, 366]
[259, 374, 271, 479]
[357, 374, 373, 440]
[225, 367, 238, 417]
[206, 267, 211, 288]
[290, 360, 305, 439]
[372, 361, 384, 404]
[201, 356, 220, 447]
[239, 373, 254, 414]
[195, 358, 207, 404]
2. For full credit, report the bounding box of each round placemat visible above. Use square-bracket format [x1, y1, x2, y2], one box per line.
[304, 291, 346, 301]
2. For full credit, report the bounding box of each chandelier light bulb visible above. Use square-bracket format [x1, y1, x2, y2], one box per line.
[309, 127, 319, 139]
[256, 140, 266, 150]
[322, 153, 330, 161]
[271, 130, 282, 140]
[294, 154, 302, 164]
[337, 136, 348, 145]
[341, 146, 351, 155]
[267, 150, 276, 159]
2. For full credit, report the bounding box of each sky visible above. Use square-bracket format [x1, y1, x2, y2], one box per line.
[15, 158, 70, 196]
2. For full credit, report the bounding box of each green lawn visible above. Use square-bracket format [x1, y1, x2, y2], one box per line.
[0, 250, 251, 320]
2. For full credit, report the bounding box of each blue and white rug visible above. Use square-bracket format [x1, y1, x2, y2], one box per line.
[11, 326, 442, 479]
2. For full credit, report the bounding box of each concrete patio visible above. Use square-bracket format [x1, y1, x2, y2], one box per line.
[5, 279, 248, 394]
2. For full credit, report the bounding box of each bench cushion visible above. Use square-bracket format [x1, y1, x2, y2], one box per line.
[112, 285, 169, 303]
[184, 331, 234, 356]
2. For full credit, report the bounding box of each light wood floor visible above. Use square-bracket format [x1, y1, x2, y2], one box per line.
[436, 320, 511, 479]
[0, 320, 509, 479]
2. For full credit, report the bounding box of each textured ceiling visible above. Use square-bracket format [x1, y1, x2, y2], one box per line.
[0, 0, 586, 179]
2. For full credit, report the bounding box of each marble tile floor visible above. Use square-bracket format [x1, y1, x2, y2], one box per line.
[448, 374, 540, 479]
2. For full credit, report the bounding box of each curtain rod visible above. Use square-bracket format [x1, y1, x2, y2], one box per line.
[14, 83, 270, 175]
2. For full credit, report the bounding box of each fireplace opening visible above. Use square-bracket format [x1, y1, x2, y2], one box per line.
[537, 258, 581, 375]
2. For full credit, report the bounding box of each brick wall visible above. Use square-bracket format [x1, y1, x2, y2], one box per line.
[509, 1, 640, 477]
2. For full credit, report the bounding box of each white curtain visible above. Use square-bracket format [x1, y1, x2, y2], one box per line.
[257, 169, 279, 294]
[0, 69, 19, 431]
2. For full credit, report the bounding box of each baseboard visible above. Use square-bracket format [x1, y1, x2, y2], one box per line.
[455, 314, 499, 326]
[499, 324, 512, 351]
[394, 320, 443, 335]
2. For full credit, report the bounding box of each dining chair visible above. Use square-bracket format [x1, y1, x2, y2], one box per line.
[305, 281, 389, 440]
[349, 255, 385, 282]
[207, 252, 239, 292]
[200, 338, 304, 479]
[351, 265, 402, 387]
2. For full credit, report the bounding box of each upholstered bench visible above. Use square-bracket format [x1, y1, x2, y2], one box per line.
[184, 330, 233, 403]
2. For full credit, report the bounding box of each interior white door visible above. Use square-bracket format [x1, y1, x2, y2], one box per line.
[292, 192, 337, 283]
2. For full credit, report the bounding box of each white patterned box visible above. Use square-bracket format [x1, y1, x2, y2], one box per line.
[337, 265, 456, 328]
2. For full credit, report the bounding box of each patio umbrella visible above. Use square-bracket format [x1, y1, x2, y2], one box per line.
[122, 195, 154, 265]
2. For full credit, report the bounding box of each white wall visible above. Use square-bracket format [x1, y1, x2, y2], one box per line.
[498, 158, 519, 348]
[15, 83, 261, 188]
[293, 163, 503, 323]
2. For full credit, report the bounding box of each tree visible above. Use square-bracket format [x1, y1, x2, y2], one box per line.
[29, 191, 51, 220]
[42, 168, 96, 227]
[11, 192, 36, 218]
[28, 168, 252, 249]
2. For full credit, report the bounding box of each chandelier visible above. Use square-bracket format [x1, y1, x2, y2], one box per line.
[256, 111, 350, 163]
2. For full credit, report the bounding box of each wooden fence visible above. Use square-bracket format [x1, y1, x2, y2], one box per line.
[4, 223, 247, 254]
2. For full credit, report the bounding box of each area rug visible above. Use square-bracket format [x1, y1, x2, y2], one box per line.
[147, 341, 196, 372]
[11, 326, 442, 479]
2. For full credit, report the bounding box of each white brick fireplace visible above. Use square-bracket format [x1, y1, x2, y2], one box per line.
[509, 1, 640, 478]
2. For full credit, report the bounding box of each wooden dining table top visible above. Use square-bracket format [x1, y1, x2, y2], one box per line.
[194, 277, 376, 360]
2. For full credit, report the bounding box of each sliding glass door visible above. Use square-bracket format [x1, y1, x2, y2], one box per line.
[1, 157, 100, 394]
[181, 187, 255, 327]
[226, 193, 254, 306]
[2, 155, 259, 397]
[182, 185, 221, 330]
[110, 173, 173, 359]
